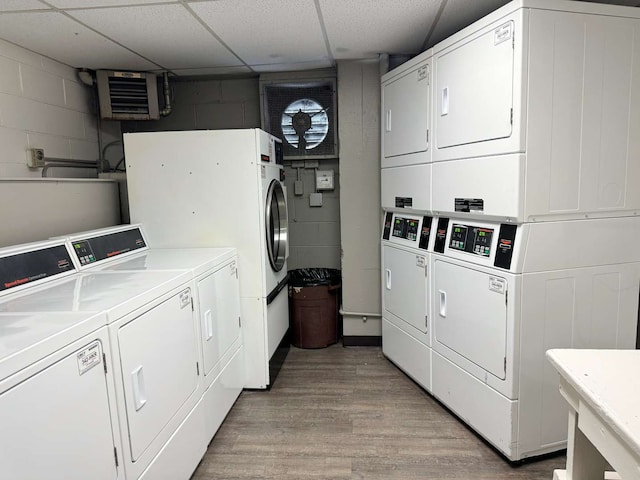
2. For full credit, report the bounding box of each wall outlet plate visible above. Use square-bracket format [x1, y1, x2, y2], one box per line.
[28, 148, 45, 168]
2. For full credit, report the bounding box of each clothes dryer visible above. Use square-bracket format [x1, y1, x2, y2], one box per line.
[381, 212, 434, 392]
[60, 223, 242, 442]
[125, 128, 289, 389]
[430, 216, 640, 460]
[0, 247, 204, 480]
[0, 240, 123, 480]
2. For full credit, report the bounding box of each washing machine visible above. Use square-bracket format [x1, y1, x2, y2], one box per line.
[124, 128, 289, 389]
[430, 215, 640, 460]
[60, 223, 243, 443]
[381, 212, 434, 392]
[0, 240, 124, 480]
[0, 242, 205, 480]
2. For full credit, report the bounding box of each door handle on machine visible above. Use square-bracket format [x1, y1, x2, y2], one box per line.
[441, 87, 449, 116]
[439, 290, 447, 317]
[385, 110, 392, 132]
[131, 365, 147, 411]
[204, 309, 214, 341]
[385, 269, 392, 290]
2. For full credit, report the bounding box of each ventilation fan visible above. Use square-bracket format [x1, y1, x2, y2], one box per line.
[261, 78, 337, 159]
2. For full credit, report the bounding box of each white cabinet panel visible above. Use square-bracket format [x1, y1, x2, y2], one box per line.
[381, 163, 431, 212]
[0, 339, 117, 480]
[382, 58, 430, 162]
[433, 260, 507, 379]
[198, 261, 240, 379]
[117, 290, 198, 461]
[435, 20, 514, 151]
[383, 245, 428, 334]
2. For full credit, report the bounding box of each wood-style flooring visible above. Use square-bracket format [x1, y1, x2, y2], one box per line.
[191, 344, 566, 479]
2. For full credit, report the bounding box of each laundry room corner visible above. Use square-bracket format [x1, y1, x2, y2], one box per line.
[337, 59, 382, 344]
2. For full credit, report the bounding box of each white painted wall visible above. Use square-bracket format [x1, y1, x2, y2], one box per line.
[337, 60, 382, 337]
[0, 39, 99, 178]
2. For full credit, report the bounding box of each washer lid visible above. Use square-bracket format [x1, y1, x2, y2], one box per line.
[0, 270, 191, 323]
[0, 311, 106, 382]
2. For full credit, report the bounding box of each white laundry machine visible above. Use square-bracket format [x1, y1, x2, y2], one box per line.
[381, 212, 434, 392]
[0, 240, 124, 480]
[124, 128, 290, 389]
[0, 245, 205, 480]
[429, 216, 640, 460]
[60, 223, 243, 442]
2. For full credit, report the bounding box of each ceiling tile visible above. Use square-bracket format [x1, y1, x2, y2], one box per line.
[45, 0, 175, 7]
[189, 0, 330, 65]
[319, 0, 441, 59]
[427, 0, 509, 48]
[69, 4, 242, 69]
[0, 1, 50, 11]
[161, 66, 252, 77]
[251, 59, 334, 73]
[0, 12, 158, 70]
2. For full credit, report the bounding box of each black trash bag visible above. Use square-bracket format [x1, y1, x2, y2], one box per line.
[288, 268, 341, 287]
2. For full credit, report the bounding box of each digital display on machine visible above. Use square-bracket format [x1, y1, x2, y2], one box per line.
[72, 228, 146, 266]
[382, 212, 393, 240]
[449, 224, 494, 257]
[392, 218, 406, 238]
[392, 217, 419, 241]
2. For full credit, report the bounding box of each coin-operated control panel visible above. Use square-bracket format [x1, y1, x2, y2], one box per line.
[382, 213, 434, 251]
[449, 224, 494, 257]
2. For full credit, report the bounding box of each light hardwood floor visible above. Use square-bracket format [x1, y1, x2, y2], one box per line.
[192, 344, 565, 479]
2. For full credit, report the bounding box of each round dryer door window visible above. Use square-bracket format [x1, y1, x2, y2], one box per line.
[265, 179, 288, 272]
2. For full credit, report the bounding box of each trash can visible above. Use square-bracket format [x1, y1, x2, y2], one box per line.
[288, 268, 341, 349]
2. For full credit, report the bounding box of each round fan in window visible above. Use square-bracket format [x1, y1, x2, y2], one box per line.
[261, 78, 337, 159]
[281, 98, 329, 153]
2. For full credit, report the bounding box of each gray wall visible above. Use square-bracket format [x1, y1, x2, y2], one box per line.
[337, 60, 382, 337]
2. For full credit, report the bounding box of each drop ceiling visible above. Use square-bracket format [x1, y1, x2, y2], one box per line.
[0, 0, 638, 77]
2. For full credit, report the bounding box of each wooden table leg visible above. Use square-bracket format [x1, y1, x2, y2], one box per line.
[565, 409, 607, 480]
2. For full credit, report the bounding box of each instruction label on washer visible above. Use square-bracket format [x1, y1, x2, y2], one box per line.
[417, 66, 428, 82]
[77, 341, 101, 375]
[494, 22, 512, 46]
[230, 261, 237, 277]
[261, 165, 266, 178]
[179, 288, 191, 309]
[489, 276, 506, 294]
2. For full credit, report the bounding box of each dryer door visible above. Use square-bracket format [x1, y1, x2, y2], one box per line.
[434, 259, 507, 380]
[265, 179, 288, 272]
[383, 245, 428, 334]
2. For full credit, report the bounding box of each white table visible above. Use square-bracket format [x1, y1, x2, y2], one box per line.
[546, 349, 640, 480]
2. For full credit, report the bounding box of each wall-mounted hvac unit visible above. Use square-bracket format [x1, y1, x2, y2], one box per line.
[96, 70, 159, 121]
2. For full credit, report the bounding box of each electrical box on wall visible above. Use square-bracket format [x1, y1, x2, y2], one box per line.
[315, 169, 335, 190]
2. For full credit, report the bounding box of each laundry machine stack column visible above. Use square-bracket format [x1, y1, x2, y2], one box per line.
[381, 0, 640, 462]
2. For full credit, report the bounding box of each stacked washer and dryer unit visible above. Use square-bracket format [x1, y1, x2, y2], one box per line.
[124, 129, 289, 390]
[381, 0, 640, 461]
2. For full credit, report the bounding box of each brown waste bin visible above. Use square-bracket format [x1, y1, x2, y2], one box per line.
[288, 268, 341, 349]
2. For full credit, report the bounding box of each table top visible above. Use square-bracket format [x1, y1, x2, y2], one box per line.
[546, 349, 640, 458]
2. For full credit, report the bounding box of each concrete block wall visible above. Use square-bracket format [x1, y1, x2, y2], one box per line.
[284, 160, 341, 270]
[122, 77, 261, 132]
[0, 39, 98, 178]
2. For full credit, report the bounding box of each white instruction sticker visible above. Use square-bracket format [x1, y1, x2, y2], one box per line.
[417, 66, 428, 82]
[261, 165, 266, 178]
[494, 22, 512, 46]
[230, 261, 237, 277]
[77, 341, 101, 375]
[489, 276, 506, 294]
[179, 288, 191, 309]
[416, 256, 426, 268]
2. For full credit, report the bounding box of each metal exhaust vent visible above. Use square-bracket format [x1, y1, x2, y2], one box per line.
[96, 70, 159, 120]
